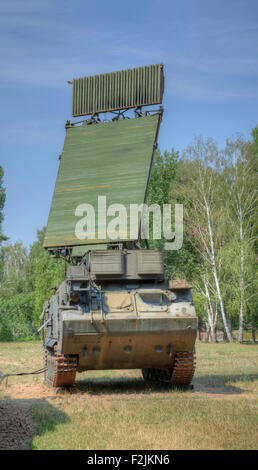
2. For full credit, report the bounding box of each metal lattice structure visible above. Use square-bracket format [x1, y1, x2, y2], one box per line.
[71, 64, 164, 117]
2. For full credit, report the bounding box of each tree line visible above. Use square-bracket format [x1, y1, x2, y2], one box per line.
[0, 128, 257, 342]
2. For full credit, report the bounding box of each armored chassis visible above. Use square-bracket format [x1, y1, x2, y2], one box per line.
[42, 249, 197, 387]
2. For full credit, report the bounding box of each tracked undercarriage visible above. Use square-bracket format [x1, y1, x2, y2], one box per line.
[44, 346, 77, 388]
[43, 347, 196, 388]
[142, 351, 196, 385]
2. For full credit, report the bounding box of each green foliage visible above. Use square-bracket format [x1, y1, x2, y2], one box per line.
[27, 227, 47, 291]
[245, 255, 258, 329]
[148, 149, 200, 281]
[0, 291, 36, 341]
[192, 290, 206, 319]
[148, 149, 179, 206]
[0, 239, 34, 340]
[218, 240, 243, 328]
[33, 252, 65, 328]
[0, 167, 7, 282]
[0, 166, 7, 244]
[218, 235, 257, 329]
[0, 242, 29, 298]
[0, 229, 65, 339]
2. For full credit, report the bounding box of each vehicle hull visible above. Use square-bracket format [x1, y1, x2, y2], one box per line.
[60, 312, 197, 372]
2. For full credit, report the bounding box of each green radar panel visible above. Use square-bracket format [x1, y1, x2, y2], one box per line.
[43, 114, 161, 249]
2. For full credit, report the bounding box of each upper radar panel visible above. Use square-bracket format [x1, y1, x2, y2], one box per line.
[71, 64, 164, 117]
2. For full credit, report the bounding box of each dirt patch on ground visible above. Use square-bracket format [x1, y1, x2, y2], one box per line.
[3, 376, 258, 402]
[0, 358, 21, 367]
[0, 400, 36, 450]
[5, 382, 56, 400]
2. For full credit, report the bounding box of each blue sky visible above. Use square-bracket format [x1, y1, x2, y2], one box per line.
[0, 0, 257, 248]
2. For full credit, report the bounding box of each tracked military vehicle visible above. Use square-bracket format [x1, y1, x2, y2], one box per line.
[41, 64, 197, 387]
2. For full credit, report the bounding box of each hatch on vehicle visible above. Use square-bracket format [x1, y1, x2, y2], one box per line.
[136, 291, 168, 312]
[102, 291, 134, 313]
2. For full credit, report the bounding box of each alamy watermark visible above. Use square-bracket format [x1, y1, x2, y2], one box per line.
[74, 196, 183, 251]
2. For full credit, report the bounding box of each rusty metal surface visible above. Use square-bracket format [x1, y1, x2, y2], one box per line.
[44, 346, 77, 387]
[142, 350, 196, 385]
[72, 64, 164, 117]
[170, 351, 196, 384]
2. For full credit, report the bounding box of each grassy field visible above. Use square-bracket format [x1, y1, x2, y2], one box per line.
[0, 341, 257, 450]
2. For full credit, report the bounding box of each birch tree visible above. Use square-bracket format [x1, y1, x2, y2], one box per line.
[224, 136, 257, 343]
[195, 271, 218, 343]
[203, 275, 218, 343]
[174, 137, 233, 342]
